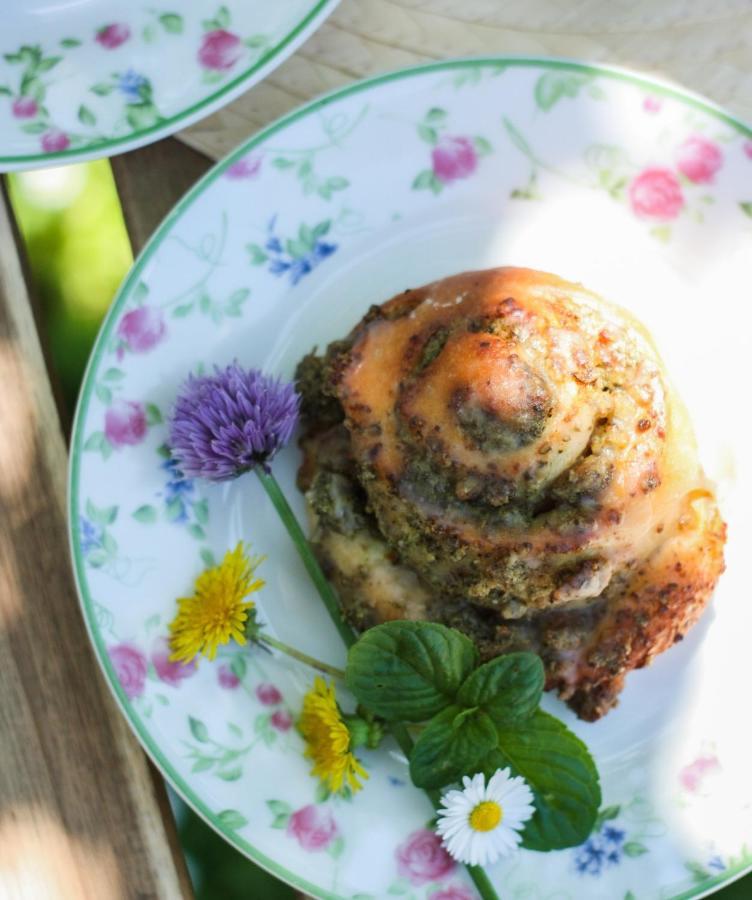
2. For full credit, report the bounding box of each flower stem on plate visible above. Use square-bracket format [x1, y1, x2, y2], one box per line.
[256, 468, 501, 900]
[256, 469, 355, 648]
[258, 633, 345, 680]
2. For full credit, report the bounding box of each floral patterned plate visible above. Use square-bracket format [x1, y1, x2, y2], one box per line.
[69, 59, 752, 899]
[0, 0, 339, 171]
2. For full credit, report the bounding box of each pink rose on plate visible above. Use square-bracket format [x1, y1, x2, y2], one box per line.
[105, 400, 147, 447]
[628, 167, 684, 221]
[680, 754, 721, 793]
[12, 97, 38, 119]
[198, 30, 243, 71]
[430, 886, 476, 900]
[256, 683, 282, 706]
[225, 155, 262, 180]
[432, 136, 478, 184]
[744, 140, 752, 160]
[271, 710, 292, 732]
[396, 829, 456, 886]
[151, 637, 196, 687]
[117, 306, 166, 354]
[40, 130, 71, 154]
[676, 135, 723, 184]
[287, 805, 338, 851]
[109, 643, 147, 699]
[217, 664, 241, 689]
[96, 24, 131, 49]
[642, 95, 662, 114]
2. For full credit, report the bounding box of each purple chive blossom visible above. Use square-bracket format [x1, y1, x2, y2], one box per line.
[168, 363, 300, 481]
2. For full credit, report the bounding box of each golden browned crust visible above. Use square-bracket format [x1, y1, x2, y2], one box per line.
[297, 267, 726, 720]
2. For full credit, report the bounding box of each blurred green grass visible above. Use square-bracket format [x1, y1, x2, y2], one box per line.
[8, 159, 752, 900]
[7, 160, 293, 900]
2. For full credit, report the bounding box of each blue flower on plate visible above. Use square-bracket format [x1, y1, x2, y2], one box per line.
[574, 824, 626, 876]
[80, 516, 103, 556]
[708, 856, 726, 873]
[118, 69, 149, 103]
[160, 456, 195, 523]
[249, 216, 338, 286]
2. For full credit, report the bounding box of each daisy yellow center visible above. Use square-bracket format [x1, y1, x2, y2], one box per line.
[469, 800, 503, 832]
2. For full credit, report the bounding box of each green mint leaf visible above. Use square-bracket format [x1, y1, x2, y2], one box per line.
[456, 652, 544, 726]
[189, 716, 209, 743]
[217, 809, 247, 830]
[345, 621, 478, 722]
[740, 202, 752, 219]
[409, 704, 497, 790]
[483, 709, 601, 851]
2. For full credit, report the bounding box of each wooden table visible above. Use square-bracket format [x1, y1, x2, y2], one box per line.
[1, 1, 750, 896]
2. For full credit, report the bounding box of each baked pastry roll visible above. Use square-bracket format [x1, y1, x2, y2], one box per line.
[296, 268, 726, 720]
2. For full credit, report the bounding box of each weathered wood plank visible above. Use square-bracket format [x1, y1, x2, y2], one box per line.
[179, 0, 752, 161]
[0, 179, 193, 899]
[111, 139, 213, 253]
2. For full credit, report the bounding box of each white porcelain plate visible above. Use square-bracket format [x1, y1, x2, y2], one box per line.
[69, 59, 752, 899]
[0, 0, 338, 171]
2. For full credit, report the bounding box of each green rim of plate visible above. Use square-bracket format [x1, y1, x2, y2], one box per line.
[68, 57, 752, 900]
[0, 0, 339, 169]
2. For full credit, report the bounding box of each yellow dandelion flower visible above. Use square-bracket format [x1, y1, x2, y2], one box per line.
[299, 677, 368, 795]
[169, 542, 264, 664]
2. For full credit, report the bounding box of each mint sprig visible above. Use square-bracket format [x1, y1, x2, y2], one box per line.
[483, 709, 601, 850]
[345, 620, 478, 721]
[346, 621, 600, 851]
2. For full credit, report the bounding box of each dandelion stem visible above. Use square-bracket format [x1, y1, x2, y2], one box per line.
[256, 469, 356, 648]
[258, 633, 345, 680]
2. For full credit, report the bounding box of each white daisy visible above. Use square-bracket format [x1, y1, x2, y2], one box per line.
[436, 768, 535, 867]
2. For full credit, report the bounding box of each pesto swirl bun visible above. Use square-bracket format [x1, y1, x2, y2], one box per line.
[297, 267, 726, 720]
